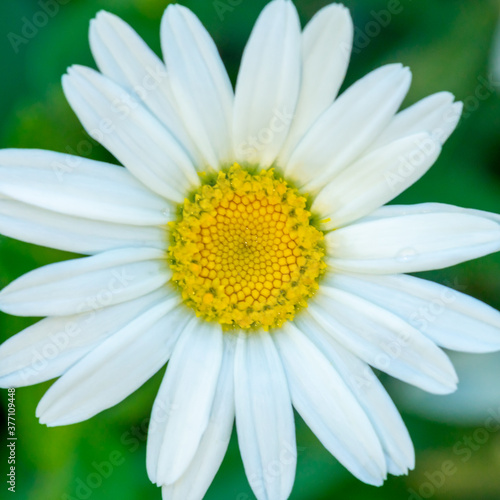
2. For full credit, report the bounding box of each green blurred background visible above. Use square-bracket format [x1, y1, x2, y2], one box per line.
[1, 0, 500, 499]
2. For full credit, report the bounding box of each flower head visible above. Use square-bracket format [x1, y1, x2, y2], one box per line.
[1, 1, 500, 499]
[169, 163, 326, 330]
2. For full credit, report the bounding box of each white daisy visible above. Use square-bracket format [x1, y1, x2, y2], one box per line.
[1, 1, 500, 499]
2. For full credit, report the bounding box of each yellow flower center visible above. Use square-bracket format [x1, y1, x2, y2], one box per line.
[168, 164, 325, 330]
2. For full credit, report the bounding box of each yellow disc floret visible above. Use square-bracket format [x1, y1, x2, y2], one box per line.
[168, 164, 325, 330]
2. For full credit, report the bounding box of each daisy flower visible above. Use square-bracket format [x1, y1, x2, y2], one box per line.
[1, 1, 500, 499]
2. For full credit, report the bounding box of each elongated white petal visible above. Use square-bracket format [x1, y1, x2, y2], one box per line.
[368, 92, 463, 151]
[286, 64, 411, 192]
[36, 296, 182, 426]
[274, 323, 386, 485]
[234, 331, 296, 500]
[313, 133, 441, 229]
[0, 248, 170, 317]
[161, 4, 234, 167]
[161, 335, 235, 500]
[145, 306, 194, 481]
[279, 4, 353, 164]
[330, 273, 500, 353]
[234, 0, 301, 167]
[0, 288, 171, 388]
[0, 149, 172, 225]
[90, 11, 203, 165]
[359, 202, 500, 224]
[0, 196, 166, 254]
[148, 318, 223, 485]
[326, 209, 500, 274]
[391, 351, 500, 425]
[308, 286, 458, 394]
[62, 65, 199, 201]
[293, 314, 414, 476]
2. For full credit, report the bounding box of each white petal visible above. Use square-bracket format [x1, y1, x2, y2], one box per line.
[308, 286, 458, 394]
[313, 132, 441, 229]
[0, 149, 173, 225]
[148, 317, 223, 485]
[90, 11, 203, 166]
[62, 65, 199, 201]
[368, 92, 463, 151]
[278, 4, 353, 164]
[161, 4, 234, 167]
[234, 331, 296, 500]
[330, 272, 500, 353]
[391, 351, 500, 426]
[36, 296, 182, 426]
[0, 288, 171, 388]
[286, 64, 411, 192]
[0, 196, 166, 255]
[233, 0, 301, 167]
[293, 314, 414, 476]
[360, 202, 500, 224]
[326, 208, 500, 274]
[0, 248, 170, 317]
[274, 323, 386, 485]
[161, 335, 235, 499]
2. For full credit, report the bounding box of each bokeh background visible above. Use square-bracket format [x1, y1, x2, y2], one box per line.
[1, 0, 500, 499]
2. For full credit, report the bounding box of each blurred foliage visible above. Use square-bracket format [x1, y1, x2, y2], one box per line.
[0, 0, 500, 499]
